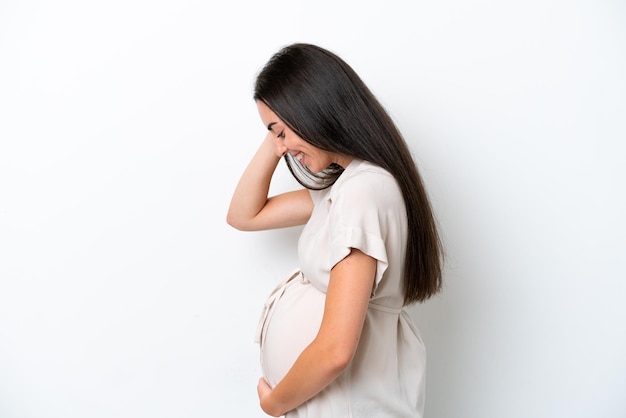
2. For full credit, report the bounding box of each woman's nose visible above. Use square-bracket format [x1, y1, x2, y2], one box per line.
[275, 142, 288, 157]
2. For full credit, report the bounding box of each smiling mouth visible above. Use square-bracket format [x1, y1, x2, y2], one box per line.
[294, 152, 304, 162]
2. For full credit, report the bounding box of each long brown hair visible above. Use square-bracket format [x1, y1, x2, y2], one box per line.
[254, 43, 442, 304]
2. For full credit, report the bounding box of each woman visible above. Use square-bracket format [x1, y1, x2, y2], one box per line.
[227, 43, 442, 417]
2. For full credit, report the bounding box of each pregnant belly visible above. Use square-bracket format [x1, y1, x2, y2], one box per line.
[260, 273, 325, 387]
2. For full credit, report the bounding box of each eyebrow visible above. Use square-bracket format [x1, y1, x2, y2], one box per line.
[267, 122, 277, 131]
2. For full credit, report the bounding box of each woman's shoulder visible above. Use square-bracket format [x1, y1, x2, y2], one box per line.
[332, 160, 402, 202]
[309, 160, 401, 206]
[341, 159, 396, 185]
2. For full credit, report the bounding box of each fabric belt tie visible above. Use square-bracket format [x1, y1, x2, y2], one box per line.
[368, 302, 402, 314]
[255, 269, 306, 344]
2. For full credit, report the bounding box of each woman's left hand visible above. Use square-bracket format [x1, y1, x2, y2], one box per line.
[258, 377, 281, 416]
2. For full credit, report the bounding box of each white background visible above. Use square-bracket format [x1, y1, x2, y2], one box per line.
[1, 1, 625, 417]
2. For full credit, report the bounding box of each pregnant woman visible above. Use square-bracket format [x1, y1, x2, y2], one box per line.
[227, 43, 443, 417]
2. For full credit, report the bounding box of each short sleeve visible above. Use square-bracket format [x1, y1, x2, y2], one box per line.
[327, 171, 400, 292]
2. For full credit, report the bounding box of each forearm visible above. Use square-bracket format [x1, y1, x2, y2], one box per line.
[261, 339, 348, 416]
[227, 135, 280, 229]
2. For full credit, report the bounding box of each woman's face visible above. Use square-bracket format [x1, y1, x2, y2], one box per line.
[256, 101, 351, 173]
